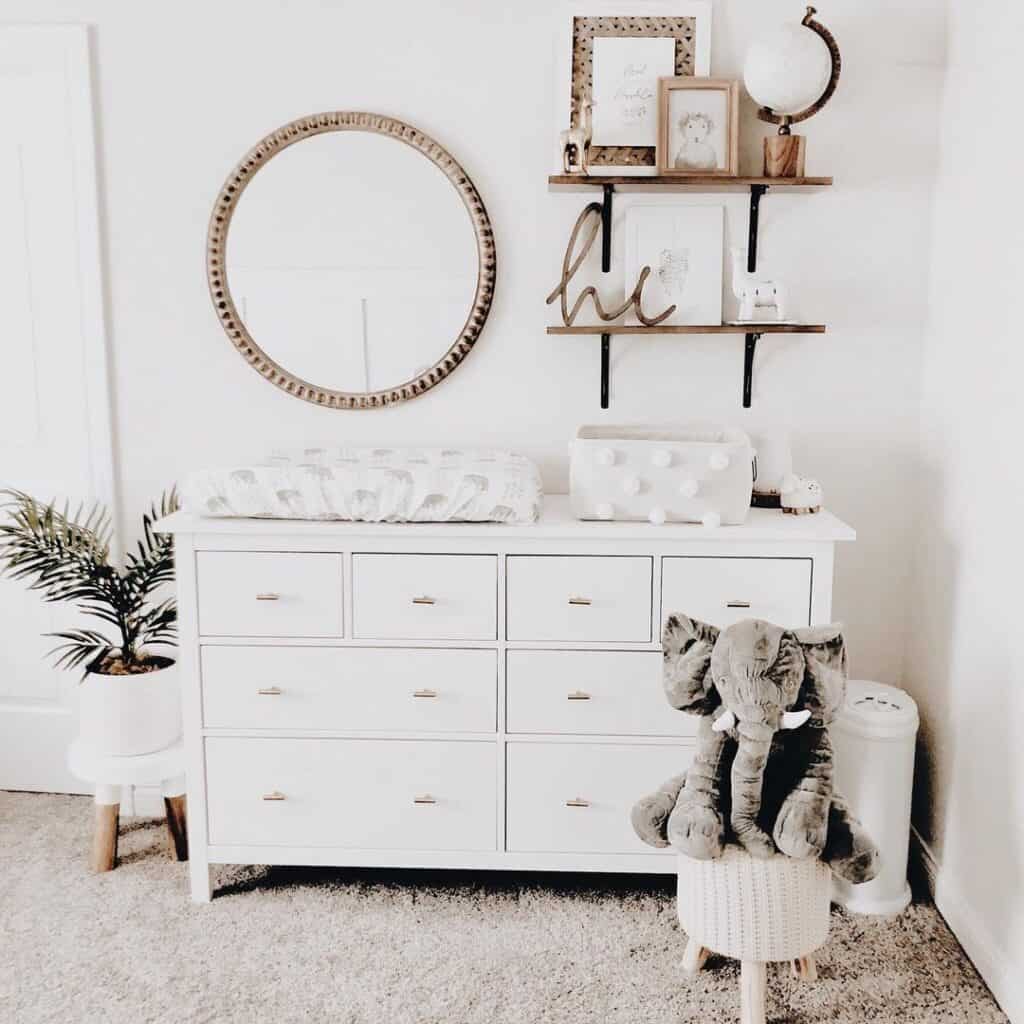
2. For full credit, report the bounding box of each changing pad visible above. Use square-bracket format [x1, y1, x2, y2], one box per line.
[181, 447, 542, 523]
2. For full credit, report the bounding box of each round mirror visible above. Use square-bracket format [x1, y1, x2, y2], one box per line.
[207, 113, 495, 408]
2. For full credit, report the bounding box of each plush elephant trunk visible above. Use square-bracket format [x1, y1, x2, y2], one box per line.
[730, 723, 775, 855]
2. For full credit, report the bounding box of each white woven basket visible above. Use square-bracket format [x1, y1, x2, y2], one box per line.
[677, 848, 831, 962]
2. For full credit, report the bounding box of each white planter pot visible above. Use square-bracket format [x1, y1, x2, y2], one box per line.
[78, 660, 182, 756]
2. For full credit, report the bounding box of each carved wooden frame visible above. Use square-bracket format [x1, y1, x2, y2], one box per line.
[206, 112, 496, 409]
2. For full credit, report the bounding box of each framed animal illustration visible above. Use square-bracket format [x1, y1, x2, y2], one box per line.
[656, 77, 739, 177]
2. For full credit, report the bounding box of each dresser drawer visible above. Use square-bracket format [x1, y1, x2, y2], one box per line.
[506, 651, 696, 738]
[506, 556, 653, 642]
[352, 554, 497, 640]
[197, 552, 343, 637]
[661, 557, 812, 629]
[202, 646, 496, 732]
[506, 742, 691, 855]
[206, 737, 496, 850]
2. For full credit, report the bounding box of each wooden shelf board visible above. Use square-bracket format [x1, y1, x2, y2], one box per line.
[547, 324, 827, 336]
[548, 174, 832, 190]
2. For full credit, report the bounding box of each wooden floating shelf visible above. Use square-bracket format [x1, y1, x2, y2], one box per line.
[548, 174, 833, 189]
[547, 324, 826, 336]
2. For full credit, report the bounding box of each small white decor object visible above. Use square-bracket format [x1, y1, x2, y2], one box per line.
[729, 248, 788, 323]
[182, 448, 542, 524]
[780, 473, 823, 515]
[624, 206, 724, 325]
[570, 424, 754, 525]
[78, 661, 181, 757]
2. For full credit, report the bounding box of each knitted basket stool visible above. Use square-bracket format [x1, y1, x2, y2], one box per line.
[677, 848, 832, 1024]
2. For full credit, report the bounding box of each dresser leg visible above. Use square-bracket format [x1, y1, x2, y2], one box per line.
[189, 858, 212, 902]
[91, 784, 121, 873]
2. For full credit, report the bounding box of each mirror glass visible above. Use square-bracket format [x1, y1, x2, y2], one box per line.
[226, 131, 479, 395]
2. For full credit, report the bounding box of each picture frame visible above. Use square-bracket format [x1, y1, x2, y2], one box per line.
[623, 204, 724, 325]
[560, 2, 712, 173]
[656, 77, 739, 177]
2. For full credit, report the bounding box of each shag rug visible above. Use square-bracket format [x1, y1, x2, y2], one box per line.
[0, 792, 1007, 1024]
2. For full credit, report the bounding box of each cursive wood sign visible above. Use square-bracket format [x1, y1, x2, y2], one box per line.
[546, 203, 675, 327]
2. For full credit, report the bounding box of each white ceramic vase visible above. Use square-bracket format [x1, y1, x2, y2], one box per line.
[78, 660, 182, 756]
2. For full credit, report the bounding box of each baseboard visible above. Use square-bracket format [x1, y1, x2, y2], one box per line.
[911, 826, 1023, 1023]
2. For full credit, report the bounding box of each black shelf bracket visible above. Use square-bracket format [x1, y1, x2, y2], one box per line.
[743, 332, 762, 408]
[599, 183, 614, 408]
[747, 183, 768, 272]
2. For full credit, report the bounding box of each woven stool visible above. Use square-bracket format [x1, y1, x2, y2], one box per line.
[677, 848, 832, 1024]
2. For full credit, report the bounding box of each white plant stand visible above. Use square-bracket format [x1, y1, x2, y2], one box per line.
[67, 738, 188, 872]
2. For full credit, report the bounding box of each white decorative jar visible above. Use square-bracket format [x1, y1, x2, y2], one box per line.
[569, 425, 754, 525]
[78, 660, 182, 757]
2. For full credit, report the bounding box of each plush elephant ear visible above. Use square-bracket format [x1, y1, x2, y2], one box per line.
[662, 613, 721, 716]
[792, 623, 847, 725]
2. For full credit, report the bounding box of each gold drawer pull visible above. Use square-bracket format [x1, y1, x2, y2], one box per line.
[726, 600, 751, 609]
[255, 592, 280, 601]
[567, 690, 592, 701]
[413, 689, 438, 699]
[565, 797, 590, 808]
[412, 596, 436, 605]
[413, 794, 437, 805]
[261, 791, 286, 801]
[257, 687, 283, 696]
[568, 596, 592, 606]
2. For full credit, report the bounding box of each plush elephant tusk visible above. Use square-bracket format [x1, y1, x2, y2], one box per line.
[712, 709, 737, 733]
[781, 709, 812, 730]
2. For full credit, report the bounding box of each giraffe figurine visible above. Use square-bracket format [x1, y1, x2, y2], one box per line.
[560, 100, 592, 175]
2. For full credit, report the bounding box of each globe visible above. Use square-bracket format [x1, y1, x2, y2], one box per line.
[743, 23, 833, 116]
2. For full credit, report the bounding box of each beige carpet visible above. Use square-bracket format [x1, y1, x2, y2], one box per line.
[0, 792, 1007, 1024]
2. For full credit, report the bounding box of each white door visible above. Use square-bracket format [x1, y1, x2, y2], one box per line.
[0, 26, 116, 792]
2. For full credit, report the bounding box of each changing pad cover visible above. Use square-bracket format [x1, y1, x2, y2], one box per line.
[181, 447, 542, 524]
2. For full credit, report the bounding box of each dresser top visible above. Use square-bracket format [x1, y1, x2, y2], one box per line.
[156, 496, 855, 543]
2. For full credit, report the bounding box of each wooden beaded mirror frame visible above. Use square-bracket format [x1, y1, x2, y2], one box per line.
[206, 112, 496, 409]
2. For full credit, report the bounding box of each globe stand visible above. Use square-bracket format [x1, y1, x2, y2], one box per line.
[764, 132, 806, 178]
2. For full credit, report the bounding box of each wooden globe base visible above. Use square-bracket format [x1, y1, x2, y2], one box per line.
[764, 134, 807, 178]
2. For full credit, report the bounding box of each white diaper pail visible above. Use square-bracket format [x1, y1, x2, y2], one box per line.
[832, 680, 919, 915]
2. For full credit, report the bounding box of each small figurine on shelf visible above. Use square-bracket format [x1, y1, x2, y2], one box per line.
[560, 100, 592, 175]
[780, 473, 823, 514]
[730, 248, 788, 323]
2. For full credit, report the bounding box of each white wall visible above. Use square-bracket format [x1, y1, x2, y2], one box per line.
[3, 1, 945, 682]
[904, 1, 1024, 1017]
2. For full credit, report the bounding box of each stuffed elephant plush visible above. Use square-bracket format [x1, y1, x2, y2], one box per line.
[632, 614, 880, 884]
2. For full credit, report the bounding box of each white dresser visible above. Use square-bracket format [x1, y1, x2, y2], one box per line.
[158, 497, 854, 902]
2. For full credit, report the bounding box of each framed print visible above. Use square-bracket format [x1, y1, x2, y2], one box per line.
[623, 205, 724, 325]
[657, 78, 739, 176]
[562, 3, 712, 171]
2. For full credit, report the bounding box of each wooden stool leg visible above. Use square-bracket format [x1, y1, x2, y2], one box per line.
[162, 775, 188, 862]
[791, 955, 817, 982]
[91, 784, 120, 873]
[682, 938, 710, 974]
[740, 961, 767, 1024]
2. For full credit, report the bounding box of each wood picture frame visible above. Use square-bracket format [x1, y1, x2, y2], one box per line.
[562, 3, 712, 172]
[656, 77, 739, 177]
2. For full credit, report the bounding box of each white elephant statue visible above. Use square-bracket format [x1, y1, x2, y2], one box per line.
[731, 248, 787, 322]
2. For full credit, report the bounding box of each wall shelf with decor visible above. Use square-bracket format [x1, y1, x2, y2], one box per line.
[546, 176, 833, 409]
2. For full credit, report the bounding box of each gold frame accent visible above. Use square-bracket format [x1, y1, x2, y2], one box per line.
[206, 111, 496, 409]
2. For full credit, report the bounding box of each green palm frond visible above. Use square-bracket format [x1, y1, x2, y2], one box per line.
[0, 488, 179, 675]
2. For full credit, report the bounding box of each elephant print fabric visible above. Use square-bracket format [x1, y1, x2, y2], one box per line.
[631, 614, 880, 884]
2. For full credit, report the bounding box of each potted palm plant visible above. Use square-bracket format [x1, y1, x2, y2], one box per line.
[0, 490, 181, 756]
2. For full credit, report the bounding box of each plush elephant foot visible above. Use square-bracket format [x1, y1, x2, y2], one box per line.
[668, 800, 725, 860]
[773, 797, 829, 861]
[823, 795, 882, 884]
[733, 825, 776, 859]
[631, 773, 687, 849]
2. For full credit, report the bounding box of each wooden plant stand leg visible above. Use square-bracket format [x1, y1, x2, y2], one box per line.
[682, 938, 710, 974]
[740, 961, 767, 1024]
[162, 774, 188, 862]
[791, 955, 817, 982]
[91, 784, 121, 873]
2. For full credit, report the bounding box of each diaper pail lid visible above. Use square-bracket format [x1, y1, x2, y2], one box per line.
[834, 680, 919, 741]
